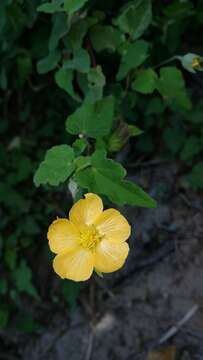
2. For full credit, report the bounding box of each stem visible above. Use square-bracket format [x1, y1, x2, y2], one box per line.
[153, 55, 180, 69]
[85, 36, 97, 68]
[74, 160, 91, 175]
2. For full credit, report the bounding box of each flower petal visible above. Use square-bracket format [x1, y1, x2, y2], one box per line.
[69, 193, 103, 227]
[53, 248, 94, 281]
[47, 219, 79, 254]
[94, 209, 131, 242]
[94, 239, 129, 273]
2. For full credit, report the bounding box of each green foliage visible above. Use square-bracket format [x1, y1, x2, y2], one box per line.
[37, 1, 64, 14]
[90, 25, 124, 52]
[55, 67, 81, 101]
[16, 315, 40, 333]
[132, 69, 157, 94]
[66, 96, 114, 138]
[180, 136, 202, 162]
[74, 150, 156, 207]
[34, 145, 75, 186]
[37, 50, 61, 74]
[1, 0, 203, 331]
[0, 305, 9, 328]
[62, 281, 80, 308]
[187, 162, 203, 189]
[64, 0, 88, 14]
[108, 123, 142, 153]
[117, 40, 149, 80]
[14, 260, 39, 300]
[157, 67, 192, 110]
[114, 0, 152, 40]
[64, 48, 90, 73]
[49, 13, 68, 51]
[163, 127, 185, 155]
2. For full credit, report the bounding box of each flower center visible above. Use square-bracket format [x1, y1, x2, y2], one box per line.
[79, 225, 102, 250]
[192, 57, 201, 69]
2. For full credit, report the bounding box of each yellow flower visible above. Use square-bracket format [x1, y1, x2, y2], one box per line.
[192, 57, 201, 69]
[47, 193, 131, 282]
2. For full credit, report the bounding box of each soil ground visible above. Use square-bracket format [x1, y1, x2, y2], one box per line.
[1, 162, 203, 360]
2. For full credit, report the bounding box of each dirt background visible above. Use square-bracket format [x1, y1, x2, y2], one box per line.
[1, 162, 203, 360]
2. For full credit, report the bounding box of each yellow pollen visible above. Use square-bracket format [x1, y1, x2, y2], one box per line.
[79, 225, 102, 250]
[192, 57, 201, 69]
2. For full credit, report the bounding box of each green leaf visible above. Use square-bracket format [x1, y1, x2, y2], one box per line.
[117, 40, 149, 80]
[17, 54, 32, 86]
[76, 70, 105, 103]
[108, 123, 142, 153]
[132, 68, 158, 94]
[12, 154, 33, 183]
[0, 279, 8, 295]
[157, 67, 192, 110]
[128, 125, 143, 137]
[16, 315, 40, 333]
[5, 248, 17, 271]
[37, 0, 63, 13]
[187, 162, 203, 189]
[74, 150, 156, 208]
[74, 155, 91, 171]
[0, 305, 9, 328]
[146, 97, 165, 115]
[72, 138, 87, 156]
[164, 2, 194, 19]
[0, 182, 28, 212]
[0, 66, 7, 90]
[90, 25, 124, 52]
[23, 218, 40, 236]
[55, 67, 81, 101]
[115, 0, 152, 40]
[14, 260, 39, 300]
[184, 101, 203, 124]
[34, 145, 75, 187]
[49, 13, 68, 51]
[66, 96, 114, 138]
[62, 281, 80, 309]
[64, 0, 88, 14]
[0, 1, 8, 36]
[180, 136, 202, 162]
[64, 48, 90, 73]
[37, 50, 60, 74]
[163, 127, 186, 154]
[66, 17, 95, 52]
[86, 65, 106, 102]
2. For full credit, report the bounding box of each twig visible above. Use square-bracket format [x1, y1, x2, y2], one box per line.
[179, 193, 203, 212]
[84, 330, 94, 360]
[155, 223, 177, 233]
[85, 36, 97, 68]
[158, 304, 199, 345]
[126, 305, 199, 360]
[127, 158, 170, 169]
[80, 296, 93, 318]
[182, 328, 203, 341]
[153, 55, 178, 69]
[94, 276, 115, 299]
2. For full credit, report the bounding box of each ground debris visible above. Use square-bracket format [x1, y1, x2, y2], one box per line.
[146, 346, 176, 360]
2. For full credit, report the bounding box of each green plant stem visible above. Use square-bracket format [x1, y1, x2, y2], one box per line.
[74, 161, 91, 175]
[153, 55, 179, 69]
